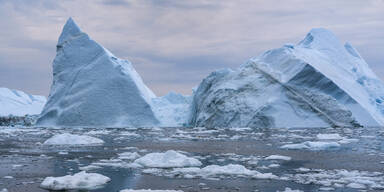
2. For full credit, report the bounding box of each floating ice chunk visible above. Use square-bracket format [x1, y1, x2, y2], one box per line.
[281, 141, 340, 150]
[265, 155, 292, 161]
[338, 138, 359, 144]
[316, 134, 343, 140]
[118, 152, 141, 160]
[0, 189, 8, 192]
[120, 190, 183, 192]
[134, 150, 202, 168]
[3, 176, 13, 179]
[43, 133, 104, 145]
[79, 165, 102, 171]
[40, 171, 110, 190]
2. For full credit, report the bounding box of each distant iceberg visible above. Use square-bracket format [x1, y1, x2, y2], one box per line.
[189, 28, 384, 128]
[0, 87, 46, 116]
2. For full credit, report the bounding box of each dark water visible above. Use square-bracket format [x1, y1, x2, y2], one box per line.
[0, 126, 383, 192]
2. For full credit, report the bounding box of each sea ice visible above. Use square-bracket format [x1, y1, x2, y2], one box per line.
[265, 155, 292, 161]
[281, 141, 340, 150]
[134, 150, 202, 168]
[43, 133, 104, 145]
[40, 171, 110, 190]
[169, 164, 277, 179]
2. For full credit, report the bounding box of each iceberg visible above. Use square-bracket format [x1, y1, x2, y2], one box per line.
[0, 87, 46, 116]
[36, 18, 160, 127]
[189, 28, 384, 128]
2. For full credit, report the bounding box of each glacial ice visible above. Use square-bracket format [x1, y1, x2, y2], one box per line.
[36, 18, 191, 128]
[189, 28, 384, 128]
[36, 18, 159, 127]
[0, 87, 46, 116]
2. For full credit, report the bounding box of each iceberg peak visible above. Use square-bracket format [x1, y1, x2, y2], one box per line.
[298, 28, 343, 51]
[58, 17, 82, 45]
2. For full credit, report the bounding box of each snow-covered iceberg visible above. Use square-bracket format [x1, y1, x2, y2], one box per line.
[36, 18, 160, 127]
[0, 87, 46, 116]
[189, 28, 384, 128]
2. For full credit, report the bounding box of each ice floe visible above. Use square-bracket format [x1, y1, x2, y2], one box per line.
[265, 155, 292, 161]
[40, 171, 110, 190]
[134, 150, 202, 168]
[281, 141, 340, 150]
[43, 133, 104, 145]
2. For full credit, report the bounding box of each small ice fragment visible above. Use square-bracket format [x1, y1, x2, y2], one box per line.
[40, 171, 110, 190]
[44, 133, 104, 145]
[265, 155, 291, 161]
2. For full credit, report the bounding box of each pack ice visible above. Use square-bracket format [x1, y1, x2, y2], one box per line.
[37, 18, 190, 127]
[189, 28, 384, 128]
[0, 87, 46, 116]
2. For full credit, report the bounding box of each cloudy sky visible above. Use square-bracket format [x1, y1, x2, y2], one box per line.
[0, 0, 383, 96]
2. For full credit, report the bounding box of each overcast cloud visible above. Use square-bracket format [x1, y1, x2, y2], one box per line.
[0, 0, 383, 96]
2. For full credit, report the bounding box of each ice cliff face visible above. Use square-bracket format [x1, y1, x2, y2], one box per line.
[0, 87, 46, 116]
[189, 28, 384, 128]
[152, 92, 192, 127]
[37, 18, 159, 127]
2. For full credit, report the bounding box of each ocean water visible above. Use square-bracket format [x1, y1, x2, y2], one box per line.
[0, 126, 383, 192]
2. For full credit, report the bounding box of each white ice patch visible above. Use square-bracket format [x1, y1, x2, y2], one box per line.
[265, 155, 292, 161]
[40, 171, 110, 190]
[43, 133, 104, 145]
[134, 150, 202, 168]
[281, 141, 340, 150]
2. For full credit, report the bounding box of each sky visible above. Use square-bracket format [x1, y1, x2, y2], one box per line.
[0, 0, 383, 96]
